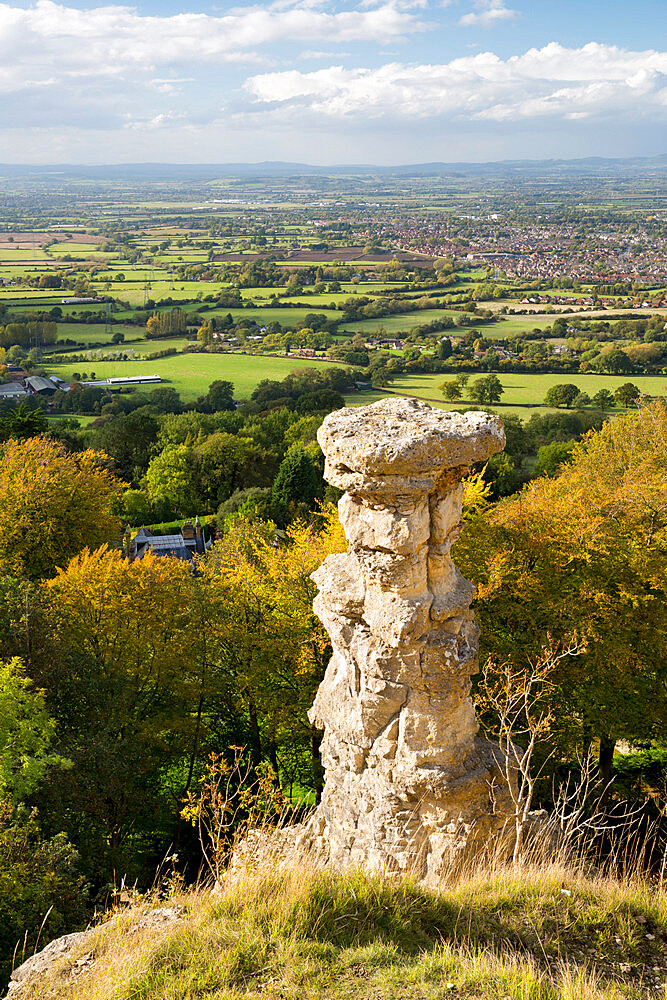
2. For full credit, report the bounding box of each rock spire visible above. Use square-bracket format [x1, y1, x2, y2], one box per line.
[301, 397, 513, 881]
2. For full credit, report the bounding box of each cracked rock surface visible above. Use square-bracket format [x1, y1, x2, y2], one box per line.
[298, 397, 513, 882]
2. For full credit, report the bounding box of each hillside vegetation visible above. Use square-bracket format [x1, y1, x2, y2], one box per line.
[10, 856, 667, 1000]
[1, 402, 666, 996]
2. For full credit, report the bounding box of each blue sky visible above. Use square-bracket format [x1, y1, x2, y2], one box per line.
[1, 0, 665, 163]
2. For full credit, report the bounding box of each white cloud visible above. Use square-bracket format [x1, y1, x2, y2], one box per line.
[125, 111, 191, 130]
[459, 0, 516, 28]
[0, 0, 424, 96]
[245, 42, 667, 124]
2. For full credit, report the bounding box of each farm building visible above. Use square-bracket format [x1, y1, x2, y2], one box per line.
[0, 382, 27, 399]
[82, 374, 161, 388]
[61, 297, 104, 304]
[25, 375, 61, 396]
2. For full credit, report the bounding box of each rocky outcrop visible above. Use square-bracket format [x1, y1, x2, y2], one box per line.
[6, 907, 182, 997]
[297, 397, 514, 882]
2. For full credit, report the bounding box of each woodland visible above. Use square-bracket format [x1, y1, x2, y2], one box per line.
[0, 397, 665, 985]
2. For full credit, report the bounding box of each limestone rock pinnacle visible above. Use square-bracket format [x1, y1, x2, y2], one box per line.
[301, 397, 513, 881]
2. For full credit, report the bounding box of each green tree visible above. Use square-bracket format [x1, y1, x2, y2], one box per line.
[120, 488, 153, 525]
[0, 658, 65, 804]
[440, 380, 462, 401]
[591, 388, 615, 411]
[544, 384, 580, 409]
[200, 380, 235, 412]
[272, 448, 322, 522]
[596, 347, 634, 374]
[0, 402, 47, 441]
[614, 382, 641, 407]
[193, 432, 266, 507]
[0, 807, 87, 986]
[148, 387, 182, 414]
[534, 440, 577, 477]
[469, 374, 503, 405]
[145, 444, 197, 517]
[437, 337, 452, 360]
[92, 410, 159, 483]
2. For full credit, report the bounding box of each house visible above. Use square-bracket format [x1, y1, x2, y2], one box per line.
[125, 517, 213, 563]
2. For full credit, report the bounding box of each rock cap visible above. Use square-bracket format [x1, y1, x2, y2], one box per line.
[317, 397, 505, 497]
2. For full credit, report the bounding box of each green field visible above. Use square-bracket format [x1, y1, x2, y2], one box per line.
[215, 306, 338, 327]
[43, 347, 667, 413]
[365, 371, 667, 410]
[48, 242, 105, 254]
[0, 249, 50, 261]
[44, 352, 359, 401]
[52, 323, 143, 346]
[342, 310, 461, 336]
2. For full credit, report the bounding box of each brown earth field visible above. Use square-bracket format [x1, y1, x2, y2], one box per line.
[0, 232, 103, 248]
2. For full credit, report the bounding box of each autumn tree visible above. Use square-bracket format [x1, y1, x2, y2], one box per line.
[44, 547, 206, 865]
[456, 401, 667, 780]
[204, 509, 345, 799]
[146, 307, 186, 339]
[0, 437, 123, 580]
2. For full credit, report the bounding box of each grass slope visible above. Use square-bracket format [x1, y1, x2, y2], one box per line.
[16, 861, 667, 999]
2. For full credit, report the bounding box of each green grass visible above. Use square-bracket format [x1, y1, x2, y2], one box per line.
[0, 288, 62, 300]
[0, 249, 50, 261]
[370, 372, 667, 410]
[343, 391, 559, 419]
[20, 860, 666, 999]
[212, 307, 339, 327]
[98, 280, 228, 305]
[341, 310, 461, 336]
[48, 242, 104, 253]
[46, 413, 97, 427]
[44, 353, 358, 401]
[53, 323, 143, 346]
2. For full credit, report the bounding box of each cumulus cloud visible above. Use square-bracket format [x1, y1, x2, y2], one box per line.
[245, 42, 667, 124]
[0, 0, 424, 96]
[459, 0, 516, 28]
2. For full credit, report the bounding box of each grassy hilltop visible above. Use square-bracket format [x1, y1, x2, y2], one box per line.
[12, 856, 667, 1000]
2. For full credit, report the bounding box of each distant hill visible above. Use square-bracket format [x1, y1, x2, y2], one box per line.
[0, 155, 665, 181]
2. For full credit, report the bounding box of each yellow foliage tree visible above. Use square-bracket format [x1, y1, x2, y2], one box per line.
[456, 400, 667, 776]
[0, 436, 123, 580]
[46, 546, 206, 849]
[204, 506, 345, 798]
